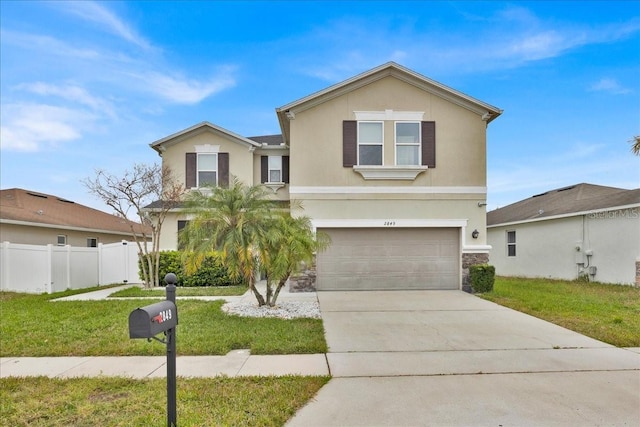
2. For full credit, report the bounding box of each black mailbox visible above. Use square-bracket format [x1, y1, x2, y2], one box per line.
[129, 301, 178, 339]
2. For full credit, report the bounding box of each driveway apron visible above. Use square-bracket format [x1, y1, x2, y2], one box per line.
[287, 290, 640, 426]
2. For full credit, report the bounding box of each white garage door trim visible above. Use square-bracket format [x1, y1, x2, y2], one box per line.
[316, 227, 461, 291]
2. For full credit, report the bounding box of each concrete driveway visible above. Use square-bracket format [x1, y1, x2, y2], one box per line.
[287, 290, 640, 426]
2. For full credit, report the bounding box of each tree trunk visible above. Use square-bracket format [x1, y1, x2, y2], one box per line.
[248, 276, 266, 306]
[265, 276, 273, 306]
[270, 274, 289, 307]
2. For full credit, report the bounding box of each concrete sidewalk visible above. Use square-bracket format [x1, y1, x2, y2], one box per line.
[287, 290, 640, 426]
[0, 351, 329, 379]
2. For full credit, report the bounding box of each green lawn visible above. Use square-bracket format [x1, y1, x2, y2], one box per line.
[480, 277, 640, 347]
[0, 375, 330, 426]
[109, 285, 247, 298]
[0, 288, 327, 357]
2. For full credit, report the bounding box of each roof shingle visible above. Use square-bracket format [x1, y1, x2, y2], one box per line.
[0, 188, 149, 235]
[487, 183, 640, 226]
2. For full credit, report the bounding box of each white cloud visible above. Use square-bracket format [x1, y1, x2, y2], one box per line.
[17, 82, 117, 117]
[292, 6, 640, 81]
[0, 30, 100, 60]
[56, 1, 152, 50]
[140, 70, 237, 104]
[589, 78, 632, 95]
[0, 104, 93, 152]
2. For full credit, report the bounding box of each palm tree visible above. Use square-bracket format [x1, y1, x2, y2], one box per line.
[180, 179, 275, 306]
[631, 135, 640, 156]
[260, 214, 330, 306]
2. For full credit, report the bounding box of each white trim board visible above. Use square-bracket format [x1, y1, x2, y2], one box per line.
[290, 186, 487, 195]
[312, 219, 468, 229]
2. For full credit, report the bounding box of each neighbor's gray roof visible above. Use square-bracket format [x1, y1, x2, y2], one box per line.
[247, 135, 284, 146]
[487, 183, 640, 226]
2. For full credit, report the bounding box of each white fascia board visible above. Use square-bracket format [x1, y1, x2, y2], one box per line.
[0, 219, 143, 237]
[150, 121, 261, 153]
[290, 186, 487, 195]
[312, 218, 468, 229]
[487, 202, 640, 229]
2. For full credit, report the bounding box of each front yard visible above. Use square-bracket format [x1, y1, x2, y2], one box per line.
[0, 287, 327, 357]
[0, 286, 329, 426]
[480, 276, 640, 347]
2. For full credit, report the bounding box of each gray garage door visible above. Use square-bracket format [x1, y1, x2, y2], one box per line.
[316, 227, 460, 291]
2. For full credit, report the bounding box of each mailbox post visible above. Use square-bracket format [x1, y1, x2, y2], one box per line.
[165, 273, 177, 427]
[128, 273, 179, 427]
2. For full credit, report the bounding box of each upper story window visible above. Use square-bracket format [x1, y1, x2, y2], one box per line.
[344, 113, 435, 177]
[197, 153, 217, 187]
[358, 121, 383, 165]
[395, 122, 421, 166]
[186, 150, 229, 189]
[268, 156, 282, 183]
[507, 230, 516, 257]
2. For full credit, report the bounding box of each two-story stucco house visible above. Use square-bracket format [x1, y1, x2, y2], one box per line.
[148, 62, 502, 291]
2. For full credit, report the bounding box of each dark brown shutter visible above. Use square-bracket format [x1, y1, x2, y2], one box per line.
[421, 121, 436, 168]
[261, 156, 268, 183]
[282, 156, 290, 183]
[343, 120, 357, 167]
[218, 153, 229, 188]
[186, 153, 196, 188]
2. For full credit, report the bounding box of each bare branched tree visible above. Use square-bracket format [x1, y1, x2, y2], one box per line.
[83, 163, 185, 287]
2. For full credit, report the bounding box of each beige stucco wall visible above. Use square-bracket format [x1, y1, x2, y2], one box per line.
[287, 75, 489, 250]
[488, 208, 640, 284]
[0, 223, 134, 246]
[289, 76, 487, 188]
[160, 129, 256, 188]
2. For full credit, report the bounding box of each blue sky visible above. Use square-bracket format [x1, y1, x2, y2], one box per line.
[1, 1, 639, 213]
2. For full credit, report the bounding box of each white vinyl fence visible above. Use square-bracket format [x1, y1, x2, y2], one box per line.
[1, 241, 142, 294]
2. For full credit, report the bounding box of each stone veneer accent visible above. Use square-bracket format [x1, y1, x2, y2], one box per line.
[636, 260, 640, 287]
[288, 260, 317, 292]
[462, 252, 490, 293]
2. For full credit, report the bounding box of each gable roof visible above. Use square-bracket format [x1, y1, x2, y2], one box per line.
[150, 121, 262, 155]
[487, 183, 640, 226]
[0, 188, 149, 236]
[276, 62, 503, 144]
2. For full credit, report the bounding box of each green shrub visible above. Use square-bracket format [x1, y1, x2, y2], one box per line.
[470, 264, 495, 293]
[139, 251, 241, 287]
[183, 255, 242, 287]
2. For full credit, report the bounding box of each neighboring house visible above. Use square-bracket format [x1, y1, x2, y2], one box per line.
[148, 62, 502, 291]
[0, 188, 149, 246]
[487, 183, 640, 285]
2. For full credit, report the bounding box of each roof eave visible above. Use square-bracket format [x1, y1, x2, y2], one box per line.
[488, 202, 640, 228]
[150, 121, 262, 153]
[276, 62, 502, 124]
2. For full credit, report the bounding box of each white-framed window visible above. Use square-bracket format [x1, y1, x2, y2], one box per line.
[507, 230, 516, 257]
[395, 122, 421, 166]
[197, 153, 217, 187]
[268, 156, 282, 183]
[87, 238, 97, 248]
[358, 121, 383, 165]
[57, 235, 67, 246]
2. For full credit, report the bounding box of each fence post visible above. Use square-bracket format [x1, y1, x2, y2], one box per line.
[45, 244, 53, 294]
[98, 243, 103, 285]
[1, 241, 10, 292]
